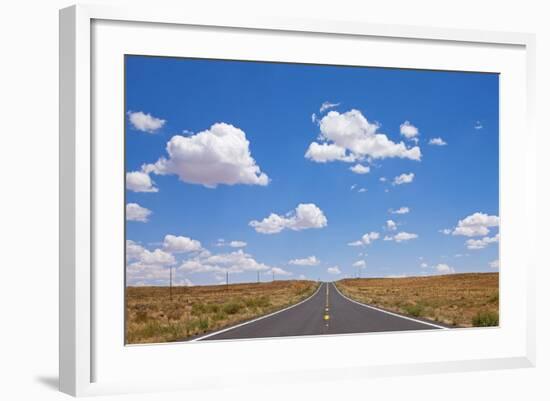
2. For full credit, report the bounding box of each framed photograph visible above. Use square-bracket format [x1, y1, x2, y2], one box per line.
[59, 4, 536, 397]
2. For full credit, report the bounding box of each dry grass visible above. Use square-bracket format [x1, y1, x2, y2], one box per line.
[335, 273, 499, 328]
[126, 280, 319, 344]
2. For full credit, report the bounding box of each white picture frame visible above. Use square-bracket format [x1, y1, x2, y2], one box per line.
[59, 4, 536, 397]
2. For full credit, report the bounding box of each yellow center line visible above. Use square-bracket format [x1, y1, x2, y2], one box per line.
[324, 283, 330, 322]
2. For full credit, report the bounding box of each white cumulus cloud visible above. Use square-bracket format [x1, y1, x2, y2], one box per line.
[386, 220, 397, 231]
[393, 172, 415, 185]
[434, 263, 455, 274]
[126, 264, 170, 286]
[352, 260, 366, 268]
[289, 256, 320, 266]
[126, 171, 158, 193]
[452, 212, 499, 237]
[125, 240, 180, 285]
[138, 249, 175, 266]
[126, 240, 146, 261]
[385, 232, 419, 242]
[305, 110, 421, 163]
[489, 259, 500, 269]
[177, 278, 194, 287]
[126, 240, 176, 267]
[162, 234, 202, 253]
[348, 231, 380, 246]
[319, 101, 340, 113]
[128, 111, 165, 133]
[400, 121, 419, 140]
[249, 203, 327, 234]
[429, 137, 447, 146]
[126, 203, 152, 222]
[143, 123, 269, 188]
[216, 239, 247, 248]
[327, 266, 341, 275]
[390, 207, 410, 214]
[268, 267, 293, 276]
[305, 142, 355, 163]
[349, 163, 370, 174]
[466, 234, 500, 250]
[179, 249, 272, 274]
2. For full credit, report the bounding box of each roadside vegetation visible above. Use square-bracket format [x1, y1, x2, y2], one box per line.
[126, 280, 319, 344]
[335, 273, 499, 328]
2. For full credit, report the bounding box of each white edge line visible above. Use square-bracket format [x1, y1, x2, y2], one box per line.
[190, 282, 325, 342]
[331, 283, 448, 330]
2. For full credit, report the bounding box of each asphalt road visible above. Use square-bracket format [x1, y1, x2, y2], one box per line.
[193, 282, 445, 341]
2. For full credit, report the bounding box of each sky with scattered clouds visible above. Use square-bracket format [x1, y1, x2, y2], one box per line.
[125, 56, 499, 286]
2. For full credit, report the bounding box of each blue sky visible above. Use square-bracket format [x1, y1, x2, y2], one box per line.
[125, 55, 499, 286]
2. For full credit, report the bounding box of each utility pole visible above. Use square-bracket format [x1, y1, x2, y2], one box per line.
[226, 271, 229, 288]
[272, 271, 275, 282]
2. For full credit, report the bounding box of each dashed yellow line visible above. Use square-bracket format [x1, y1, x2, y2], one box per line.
[324, 283, 330, 322]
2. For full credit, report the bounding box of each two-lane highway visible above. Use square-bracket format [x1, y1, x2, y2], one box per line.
[192, 282, 445, 341]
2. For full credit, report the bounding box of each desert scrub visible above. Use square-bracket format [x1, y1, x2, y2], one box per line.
[488, 292, 499, 303]
[402, 303, 424, 317]
[126, 280, 319, 344]
[198, 318, 209, 331]
[191, 302, 220, 315]
[335, 273, 498, 328]
[134, 310, 149, 323]
[244, 295, 271, 309]
[472, 310, 499, 327]
[127, 321, 187, 343]
[222, 300, 244, 315]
